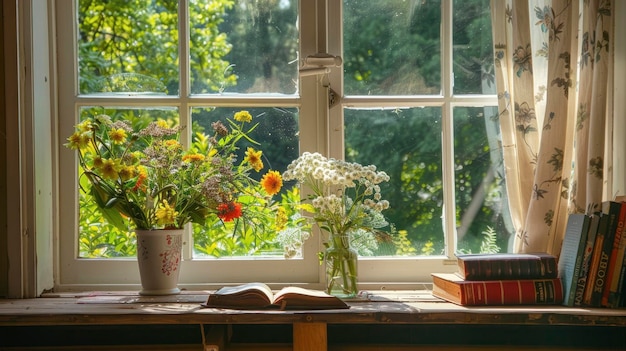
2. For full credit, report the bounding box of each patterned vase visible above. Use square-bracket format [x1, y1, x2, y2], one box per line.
[136, 229, 183, 295]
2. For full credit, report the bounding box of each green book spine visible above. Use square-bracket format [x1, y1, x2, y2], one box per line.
[558, 213, 591, 306]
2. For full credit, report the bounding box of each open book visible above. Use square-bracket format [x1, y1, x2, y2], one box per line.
[204, 282, 350, 310]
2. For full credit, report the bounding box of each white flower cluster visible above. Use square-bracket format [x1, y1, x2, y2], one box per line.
[282, 152, 391, 213]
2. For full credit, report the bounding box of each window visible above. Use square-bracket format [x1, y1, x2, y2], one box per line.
[56, 0, 509, 290]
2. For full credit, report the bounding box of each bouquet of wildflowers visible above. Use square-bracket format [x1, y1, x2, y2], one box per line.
[281, 152, 391, 252]
[282, 152, 391, 296]
[66, 111, 283, 231]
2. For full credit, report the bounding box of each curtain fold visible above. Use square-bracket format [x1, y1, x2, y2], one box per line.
[491, 0, 613, 255]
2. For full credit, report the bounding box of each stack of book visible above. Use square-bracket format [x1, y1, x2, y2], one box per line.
[558, 199, 626, 308]
[431, 252, 563, 306]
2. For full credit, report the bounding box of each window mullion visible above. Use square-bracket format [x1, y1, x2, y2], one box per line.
[178, 0, 190, 134]
[441, 0, 457, 258]
[178, 0, 193, 260]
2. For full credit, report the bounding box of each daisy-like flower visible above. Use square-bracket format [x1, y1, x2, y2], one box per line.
[164, 139, 181, 150]
[260, 170, 283, 195]
[217, 201, 242, 222]
[65, 131, 91, 150]
[244, 147, 264, 172]
[92, 156, 104, 169]
[234, 110, 252, 123]
[155, 200, 178, 227]
[98, 158, 121, 180]
[118, 165, 136, 181]
[108, 128, 127, 144]
[182, 153, 205, 163]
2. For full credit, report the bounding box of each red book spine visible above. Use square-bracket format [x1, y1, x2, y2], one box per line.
[462, 279, 563, 305]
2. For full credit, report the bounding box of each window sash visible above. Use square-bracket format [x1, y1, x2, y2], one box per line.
[55, 0, 499, 291]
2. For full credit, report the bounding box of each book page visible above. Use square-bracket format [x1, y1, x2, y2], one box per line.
[274, 286, 333, 299]
[215, 282, 273, 300]
[273, 287, 348, 309]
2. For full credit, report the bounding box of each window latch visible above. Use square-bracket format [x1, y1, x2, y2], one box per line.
[299, 53, 342, 76]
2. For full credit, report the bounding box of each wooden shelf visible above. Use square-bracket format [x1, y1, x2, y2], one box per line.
[1, 291, 625, 350]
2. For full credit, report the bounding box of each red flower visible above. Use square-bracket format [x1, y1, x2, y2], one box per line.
[217, 202, 242, 222]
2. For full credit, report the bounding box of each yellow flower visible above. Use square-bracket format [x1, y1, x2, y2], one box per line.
[77, 120, 92, 133]
[234, 110, 252, 123]
[118, 165, 136, 181]
[98, 158, 121, 180]
[156, 120, 169, 128]
[245, 147, 263, 172]
[92, 156, 104, 168]
[164, 139, 181, 150]
[108, 128, 127, 144]
[155, 200, 178, 227]
[275, 206, 288, 231]
[182, 153, 205, 163]
[66, 131, 91, 150]
[261, 170, 282, 196]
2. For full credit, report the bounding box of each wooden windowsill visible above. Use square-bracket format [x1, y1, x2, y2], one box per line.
[1, 290, 625, 327]
[1, 291, 626, 350]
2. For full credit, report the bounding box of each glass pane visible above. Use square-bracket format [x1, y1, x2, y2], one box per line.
[343, 0, 441, 95]
[454, 107, 514, 254]
[191, 107, 300, 257]
[453, 0, 495, 94]
[344, 108, 444, 256]
[78, 1, 179, 95]
[76, 107, 179, 258]
[190, 1, 299, 94]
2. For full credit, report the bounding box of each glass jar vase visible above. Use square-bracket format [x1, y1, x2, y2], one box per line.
[324, 231, 358, 298]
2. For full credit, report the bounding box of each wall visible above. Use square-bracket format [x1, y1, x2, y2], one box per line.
[1, 0, 9, 298]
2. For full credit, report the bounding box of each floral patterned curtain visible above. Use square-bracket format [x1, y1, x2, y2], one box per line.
[491, 0, 613, 254]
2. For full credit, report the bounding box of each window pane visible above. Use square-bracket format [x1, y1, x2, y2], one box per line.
[343, 0, 441, 95]
[191, 107, 300, 257]
[453, 0, 495, 94]
[454, 107, 513, 254]
[191, 1, 299, 94]
[344, 108, 444, 256]
[77, 107, 179, 258]
[78, 1, 179, 95]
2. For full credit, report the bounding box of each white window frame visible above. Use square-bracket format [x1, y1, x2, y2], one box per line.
[1, 0, 623, 296]
[47, 0, 626, 292]
[53, 0, 495, 291]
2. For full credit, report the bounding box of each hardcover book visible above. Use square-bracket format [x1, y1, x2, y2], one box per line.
[575, 213, 600, 306]
[558, 213, 591, 306]
[431, 273, 563, 306]
[204, 282, 349, 310]
[455, 252, 557, 281]
[583, 212, 610, 306]
[604, 202, 626, 307]
[586, 201, 620, 306]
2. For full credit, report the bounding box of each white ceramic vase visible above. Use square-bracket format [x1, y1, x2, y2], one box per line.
[136, 229, 183, 295]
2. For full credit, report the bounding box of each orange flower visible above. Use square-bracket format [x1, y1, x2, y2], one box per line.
[217, 201, 242, 222]
[261, 170, 283, 196]
[182, 153, 205, 163]
[132, 169, 148, 192]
